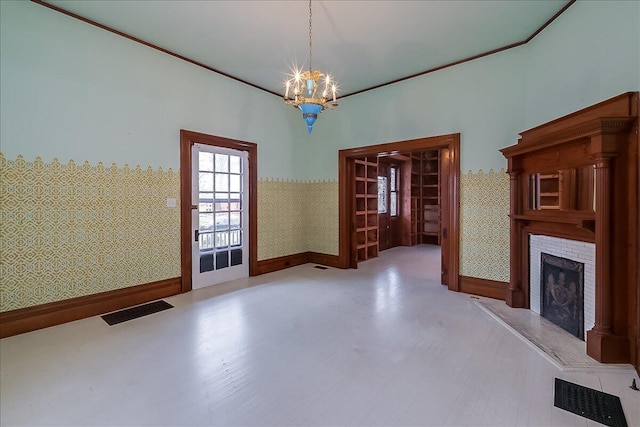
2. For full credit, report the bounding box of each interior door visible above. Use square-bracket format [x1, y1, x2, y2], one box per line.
[378, 162, 391, 251]
[192, 143, 249, 289]
[388, 163, 401, 247]
[440, 148, 450, 285]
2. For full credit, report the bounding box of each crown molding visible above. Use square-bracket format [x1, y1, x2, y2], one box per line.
[31, 0, 575, 99]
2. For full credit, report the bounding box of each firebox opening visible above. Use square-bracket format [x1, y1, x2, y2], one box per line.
[541, 252, 585, 341]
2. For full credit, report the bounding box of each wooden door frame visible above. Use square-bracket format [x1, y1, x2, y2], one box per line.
[180, 129, 258, 293]
[338, 134, 461, 291]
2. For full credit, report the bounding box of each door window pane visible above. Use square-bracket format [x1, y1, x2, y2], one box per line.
[199, 152, 214, 172]
[230, 230, 242, 247]
[231, 249, 242, 266]
[215, 212, 229, 230]
[215, 154, 229, 172]
[199, 202, 213, 213]
[390, 192, 397, 216]
[199, 232, 214, 250]
[215, 231, 229, 248]
[199, 173, 213, 191]
[229, 211, 241, 229]
[229, 155, 241, 174]
[200, 252, 214, 272]
[199, 213, 214, 231]
[390, 168, 396, 191]
[378, 176, 387, 214]
[215, 173, 229, 192]
[215, 251, 229, 269]
[230, 174, 241, 192]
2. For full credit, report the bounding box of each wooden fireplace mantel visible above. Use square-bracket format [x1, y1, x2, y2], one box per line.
[500, 92, 639, 367]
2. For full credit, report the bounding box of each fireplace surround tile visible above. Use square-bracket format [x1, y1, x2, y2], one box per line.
[530, 234, 596, 339]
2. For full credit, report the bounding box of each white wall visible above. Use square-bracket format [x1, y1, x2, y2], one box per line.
[1, 0, 638, 291]
[295, 47, 526, 180]
[1, 1, 638, 180]
[524, 0, 640, 129]
[296, 0, 640, 180]
[0, 0, 299, 179]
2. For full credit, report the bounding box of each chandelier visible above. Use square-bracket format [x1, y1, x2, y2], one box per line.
[283, 0, 338, 133]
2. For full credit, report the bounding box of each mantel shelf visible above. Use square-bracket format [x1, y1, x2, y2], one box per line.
[511, 213, 595, 232]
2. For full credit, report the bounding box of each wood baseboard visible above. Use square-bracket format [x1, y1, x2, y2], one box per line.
[0, 277, 181, 339]
[308, 252, 341, 268]
[256, 252, 342, 275]
[459, 275, 507, 300]
[2, 251, 342, 338]
[255, 253, 310, 275]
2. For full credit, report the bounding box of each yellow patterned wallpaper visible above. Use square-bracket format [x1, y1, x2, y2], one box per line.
[305, 181, 339, 256]
[0, 154, 180, 312]
[460, 168, 510, 283]
[258, 172, 509, 283]
[257, 179, 307, 260]
[0, 152, 337, 311]
[1, 151, 507, 312]
[256, 179, 338, 260]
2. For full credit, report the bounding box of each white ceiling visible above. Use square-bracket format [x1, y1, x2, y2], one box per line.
[44, 0, 571, 98]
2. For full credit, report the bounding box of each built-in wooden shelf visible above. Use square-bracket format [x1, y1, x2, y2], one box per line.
[511, 213, 596, 234]
[354, 155, 379, 262]
[409, 150, 440, 246]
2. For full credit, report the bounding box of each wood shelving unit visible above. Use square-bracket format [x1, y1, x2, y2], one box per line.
[410, 150, 440, 246]
[410, 153, 421, 246]
[354, 157, 379, 262]
[421, 150, 440, 244]
[538, 173, 560, 209]
[354, 149, 440, 262]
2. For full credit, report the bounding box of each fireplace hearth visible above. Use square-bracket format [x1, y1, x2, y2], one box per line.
[541, 252, 584, 340]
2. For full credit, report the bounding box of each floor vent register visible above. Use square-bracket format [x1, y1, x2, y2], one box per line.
[101, 300, 174, 326]
[554, 378, 627, 427]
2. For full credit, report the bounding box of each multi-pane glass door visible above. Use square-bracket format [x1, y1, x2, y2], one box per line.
[192, 144, 248, 289]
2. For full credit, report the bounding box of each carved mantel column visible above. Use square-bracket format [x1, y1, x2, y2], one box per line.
[506, 169, 525, 307]
[586, 132, 631, 363]
[591, 155, 613, 335]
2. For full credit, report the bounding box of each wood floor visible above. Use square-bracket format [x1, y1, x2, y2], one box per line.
[1, 245, 638, 426]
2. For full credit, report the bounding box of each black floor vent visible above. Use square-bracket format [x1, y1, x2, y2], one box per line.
[554, 378, 627, 427]
[314, 265, 328, 270]
[101, 300, 173, 326]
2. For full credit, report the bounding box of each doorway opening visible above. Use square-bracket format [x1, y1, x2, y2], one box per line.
[338, 134, 460, 291]
[180, 130, 258, 293]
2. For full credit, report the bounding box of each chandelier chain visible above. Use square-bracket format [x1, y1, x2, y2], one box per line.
[308, 0, 312, 73]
